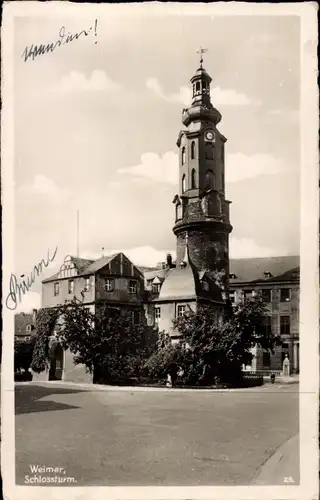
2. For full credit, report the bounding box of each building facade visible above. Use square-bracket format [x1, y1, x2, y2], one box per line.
[229, 256, 300, 374]
[14, 310, 37, 343]
[143, 255, 300, 374]
[35, 253, 145, 382]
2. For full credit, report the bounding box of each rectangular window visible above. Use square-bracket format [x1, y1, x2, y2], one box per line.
[261, 289, 271, 303]
[54, 282, 60, 296]
[262, 351, 271, 367]
[152, 284, 161, 294]
[229, 293, 235, 303]
[83, 277, 90, 292]
[129, 280, 137, 294]
[155, 307, 161, 321]
[105, 279, 113, 292]
[280, 288, 290, 302]
[244, 290, 253, 300]
[177, 305, 186, 317]
[26, 324, 31, 333]
[280, 315, 291, 335]
[68, 280, 74, 295]
[130, 310, 140, 325]
[263, 316, 272, 335]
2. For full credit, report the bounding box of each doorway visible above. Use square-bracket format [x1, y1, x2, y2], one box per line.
[49, 343, 64, 380]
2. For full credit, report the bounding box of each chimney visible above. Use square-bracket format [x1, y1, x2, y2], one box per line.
[32, 309, 37, 322]
[102, 246, 105, 258]
[166, 253, 173, 268]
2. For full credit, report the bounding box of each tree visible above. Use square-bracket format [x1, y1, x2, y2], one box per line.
[53, 302, 157, 384]
[144, 331, 187, 384]
[145, 297, 281, 387]
[31, 307, 59, 373]
[14, 337, 36, 372]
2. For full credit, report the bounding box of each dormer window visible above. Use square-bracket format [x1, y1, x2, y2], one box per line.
[264, 271, 273, 279]
[229, 273, 237, 279]
[152, 284, 161, 294]
[26, 324, 31, 333]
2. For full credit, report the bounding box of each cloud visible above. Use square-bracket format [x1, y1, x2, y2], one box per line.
[146, 78, 258, 106]
[82, 246, 176, 268]
[82, 240, 285, 267]
[118, 151, 288, 186]
[53, 70, 122, 93]
[17, 175, 71, 203]
[15, 291, 41, 313]
[226, 153, 290, 183]
[267, 109, 299, 123]
[229, 237, 287, 259]
[118, 152, 178, 185]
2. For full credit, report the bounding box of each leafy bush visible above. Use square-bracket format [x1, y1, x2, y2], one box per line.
[14, 337, 36, 372]
[145, 297, 280, 388]
[31, 308, 59, 373]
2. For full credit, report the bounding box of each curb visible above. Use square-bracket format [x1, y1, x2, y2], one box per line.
[250, 434, 299, 485]
[15, 380, 291, 393]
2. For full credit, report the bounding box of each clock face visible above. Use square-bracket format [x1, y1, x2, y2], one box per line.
[205, 130, 215, 142]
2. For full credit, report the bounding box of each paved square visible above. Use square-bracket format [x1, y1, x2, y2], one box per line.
[15, 383, 299, 486]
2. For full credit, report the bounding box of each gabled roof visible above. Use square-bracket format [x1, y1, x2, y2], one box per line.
[144, 268, 171, 282]
[15, 313, 36, 336]
[42, 255, 95, 283]
[71, 257, 95, 273]
[79, 253, 118, 275]
[42, 252, 144, 283]
[158, 266, 197, 301]
[229, 256, 299, 284]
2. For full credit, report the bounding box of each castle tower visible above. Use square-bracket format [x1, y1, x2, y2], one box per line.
[172, 49, 232, 294]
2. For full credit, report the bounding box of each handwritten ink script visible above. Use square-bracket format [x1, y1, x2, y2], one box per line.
[22, 20, 98, 63]
[6, 246, 58, 311]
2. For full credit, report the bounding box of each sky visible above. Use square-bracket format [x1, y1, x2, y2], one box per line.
[12, 12, 301, 312]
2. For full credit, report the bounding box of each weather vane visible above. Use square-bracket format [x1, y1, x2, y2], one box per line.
[197, 46, 208, 67]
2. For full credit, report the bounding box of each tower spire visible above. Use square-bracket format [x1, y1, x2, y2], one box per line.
[197, 46, 208, 67]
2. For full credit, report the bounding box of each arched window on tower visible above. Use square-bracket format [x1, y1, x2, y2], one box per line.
[205, 170, 216, 190]
[195, 81, 201, 93]
[191, 141, 196, 160]
[205, 142, 214, 160]
[182, 174, 186, 193]
[191, 169, 196, 189]
[181, 146, 186, 165]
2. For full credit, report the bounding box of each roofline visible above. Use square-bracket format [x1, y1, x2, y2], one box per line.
[229, 279, 300, 287]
